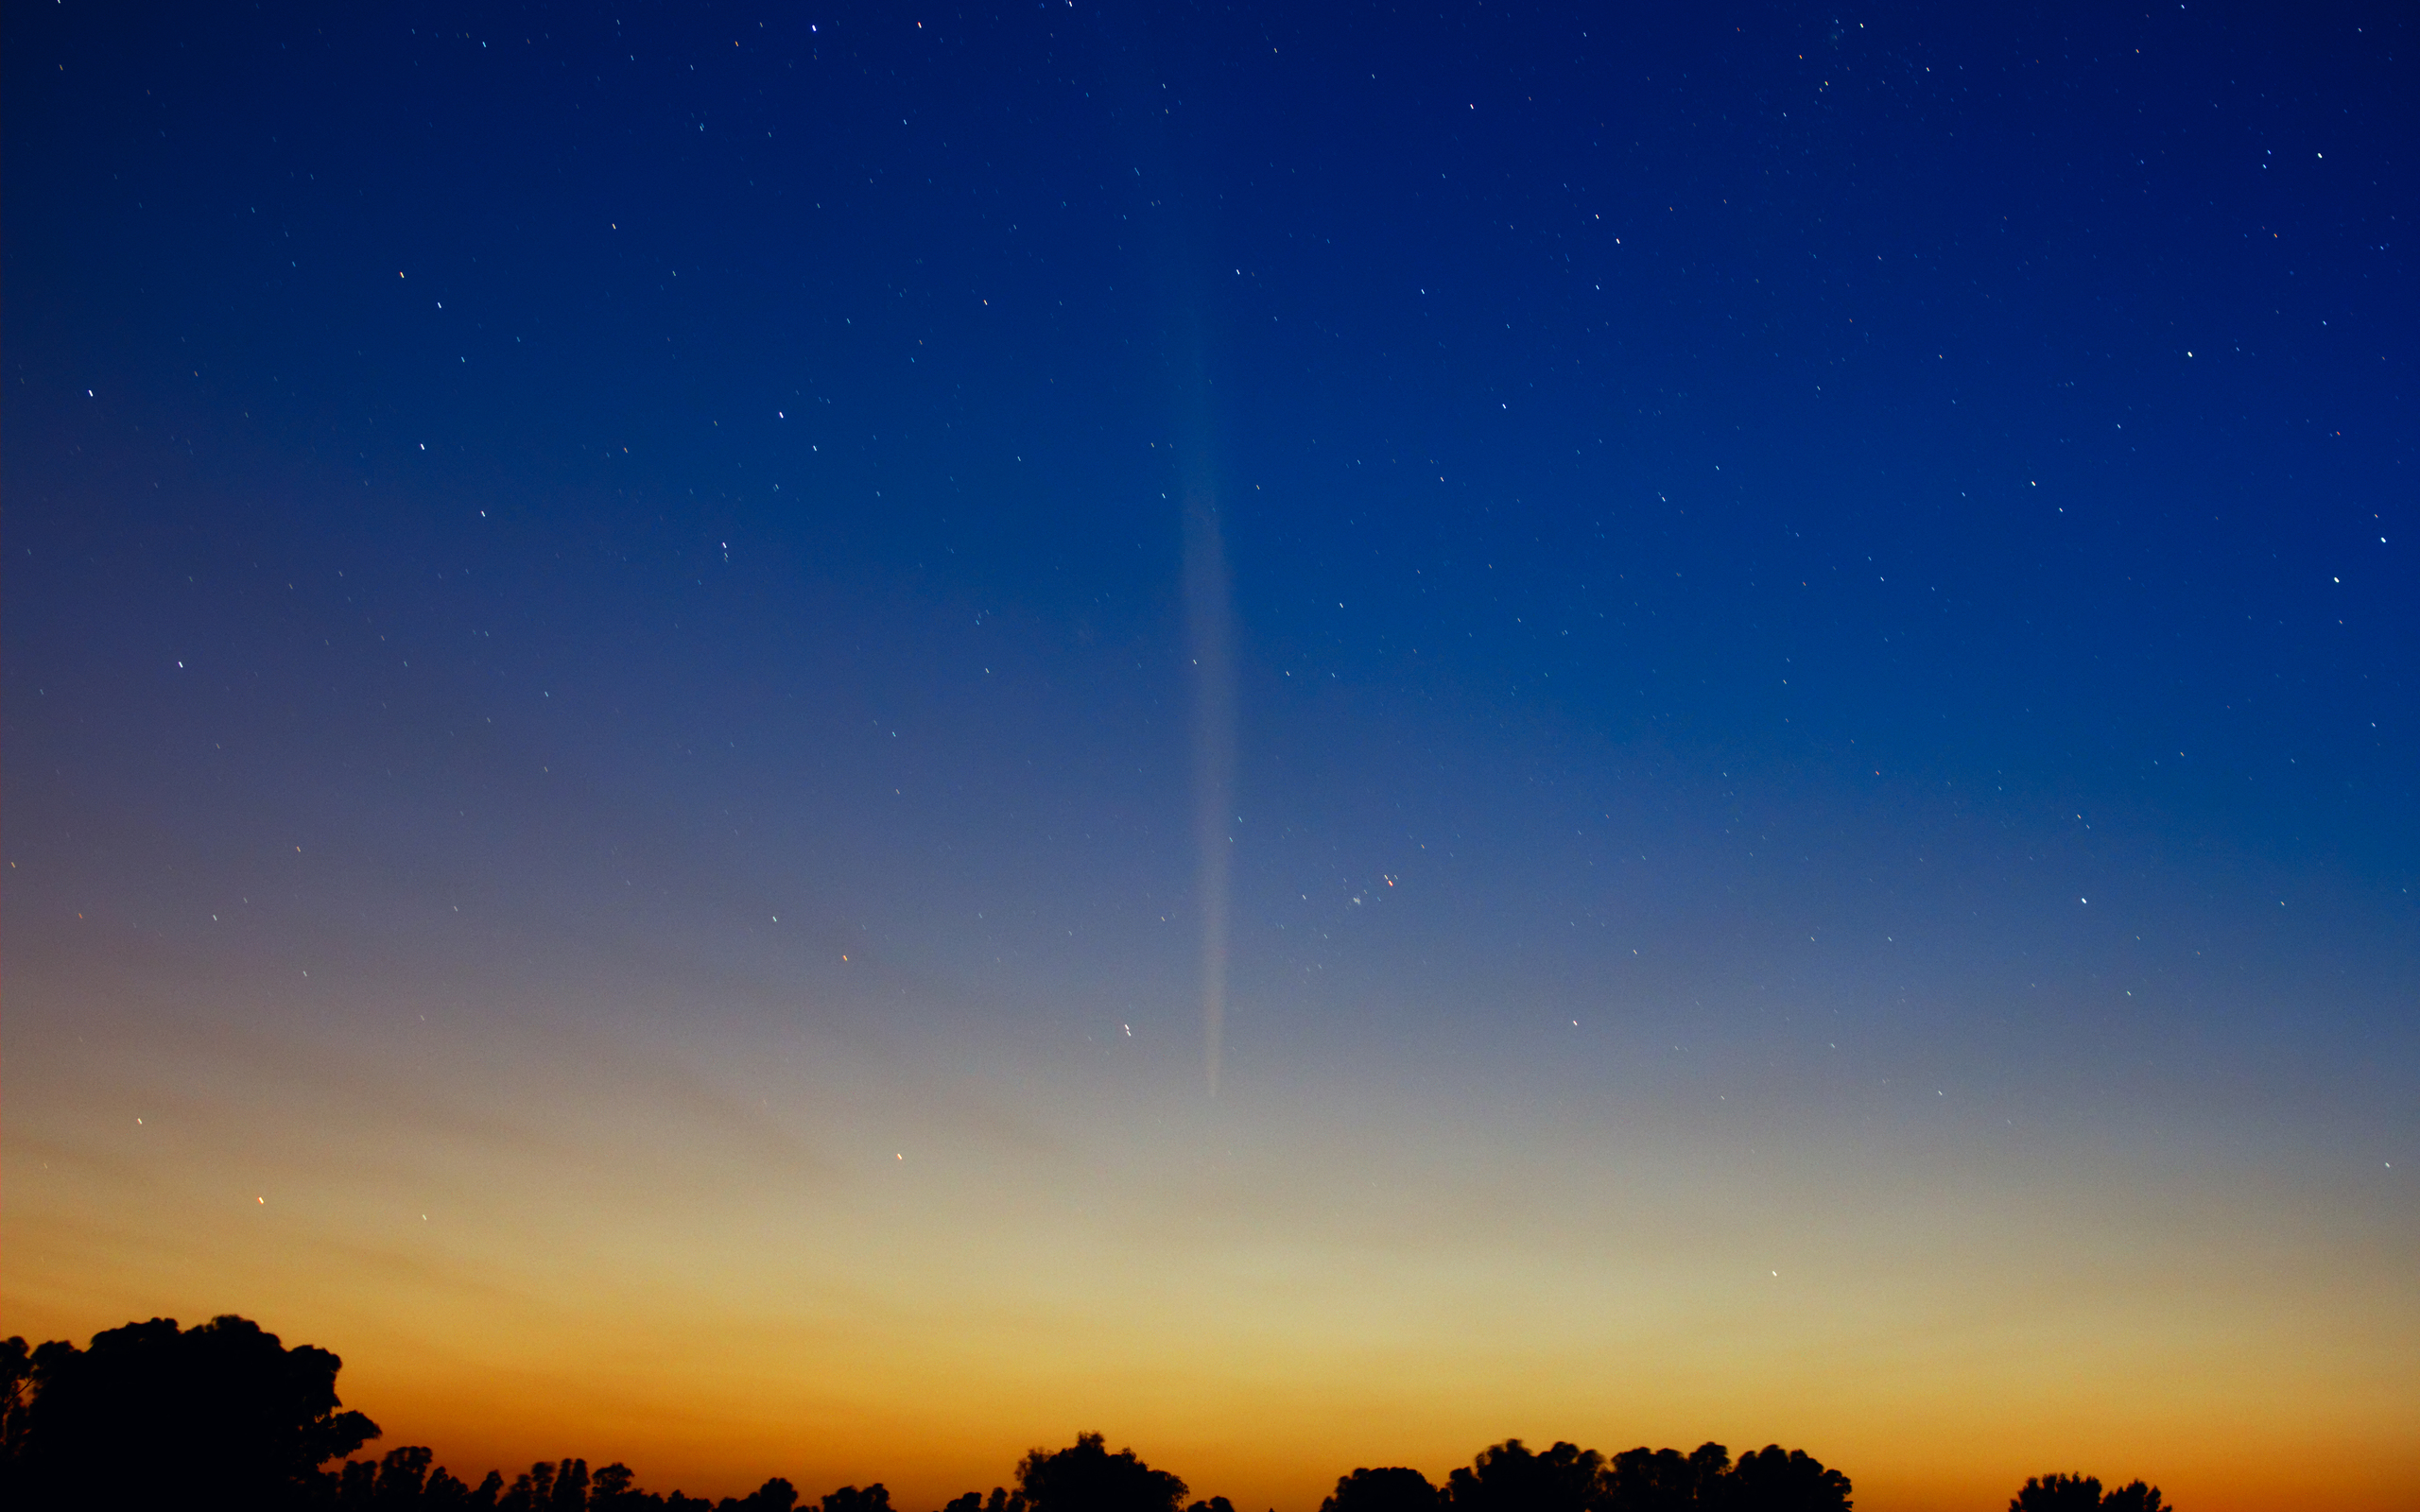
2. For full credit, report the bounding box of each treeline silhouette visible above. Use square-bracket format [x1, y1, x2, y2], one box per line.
[0, 1316, 2169, 1512]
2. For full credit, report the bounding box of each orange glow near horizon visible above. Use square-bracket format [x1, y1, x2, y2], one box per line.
[9, 958, 2416, 1512]
[12, 7, 2420, 1510]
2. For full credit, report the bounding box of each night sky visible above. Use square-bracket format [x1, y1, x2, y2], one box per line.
[6, 3, 2415, 1509]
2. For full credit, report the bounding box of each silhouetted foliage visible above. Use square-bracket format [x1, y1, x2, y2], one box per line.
[2015, 1474, 2102, 1512]
[1600, 1443, 1730, 1512]
[0, 1337, 34, 1501]
[1437, 1438, 1849, 1512]
[501, 1458, 553, 1511]
[948, 1485, 1030, 1512]
[1446, 1439, 1604, 1512]
[713, 1474, 803, 1512]
[816, 1483, 886, 1512]
[369, 1446, 439, 1508]
[1722, 1447, 1852, 1512]
[0, 1312, 1917, 1512]
[1017, 1434, 1188, 1512]
[9, 1314, 380, 1511]
[2012, 1474, 2168, 1512]
[589, 1464, 639, 1506]
[510, 1457, 601, 1511]
[1322, 1468, 1437, 1512]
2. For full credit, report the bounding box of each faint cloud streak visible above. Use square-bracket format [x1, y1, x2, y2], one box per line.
[1184, 471, 1234, 1097]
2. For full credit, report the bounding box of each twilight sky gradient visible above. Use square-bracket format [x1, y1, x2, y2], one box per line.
[5, 4, 2416, 1509]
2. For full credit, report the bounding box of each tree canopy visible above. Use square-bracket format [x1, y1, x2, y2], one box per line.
[4, 1314, 378, 1512]
[1016, 1433, 1189, 1512]
[1322, 1466, 1439, 1512]
[2011, 1474, 2169, 1512]
[0, 1314, 2167, 1512]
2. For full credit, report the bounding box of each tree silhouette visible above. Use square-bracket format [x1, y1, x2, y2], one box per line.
[362, 1445, 438, 1507]
[717, 1474, 803, 1512]
[1322, 1467, 1438, 1512]
[2011, 1474, 2168, 1512]
[500, 1458, 559, 1511]
[0, 1314, 1908, 1512]
[0, 1336, 33, 1501]
[1601, 1443, 1730, 1511]
[1722, 1447, 1851, 1512]
[2014, 1475, 2105, 1512]
[10, 1314, 380, 1511]
[1445, 1439, 1604, 1512]
[948, 1484, 1031, 1512]
[589, 1464, 643, 1511]
[812, 1481, 884, 1512]
[1017, 1433, 1188, 1512]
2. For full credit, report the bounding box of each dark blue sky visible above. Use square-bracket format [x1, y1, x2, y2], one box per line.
[16, 1, 2412, 853]
[7, 5, 2417, 1503]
